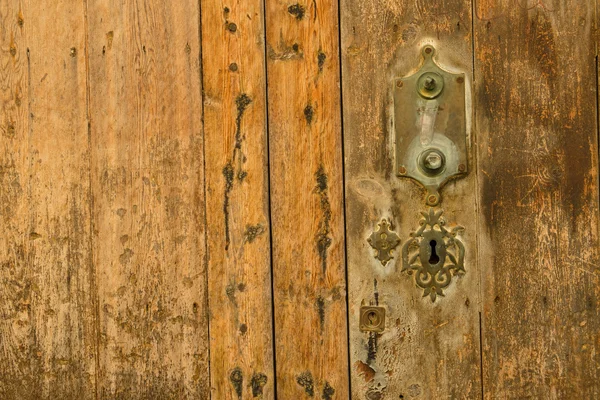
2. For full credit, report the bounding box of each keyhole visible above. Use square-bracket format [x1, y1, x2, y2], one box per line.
[367, 311, 379, 326]
[429, 240, 440, 264]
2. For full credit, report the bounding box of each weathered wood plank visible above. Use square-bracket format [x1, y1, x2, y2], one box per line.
[265, 0, 350, 397]
[200, 0, 275, 398]
[340, 0, 481, 398]
[474, 1, 600, 398]
[86, 1, 209, 397]
[0, 1, 96, 398]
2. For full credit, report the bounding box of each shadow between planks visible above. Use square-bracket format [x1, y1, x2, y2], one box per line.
[1, 0, 599, 399]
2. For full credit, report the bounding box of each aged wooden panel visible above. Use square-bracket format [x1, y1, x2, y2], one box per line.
[0, 1, 96, 398]
[201, 0, 275, 398]
[340, 0, 481, 398]
[265, 0, 350, 397]
[474, 1, 600, 398]
[86, 0, 209, 398]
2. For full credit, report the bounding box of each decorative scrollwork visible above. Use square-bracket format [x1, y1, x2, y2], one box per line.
[401, 208, 465, 302]
[367, 219, 401, 266]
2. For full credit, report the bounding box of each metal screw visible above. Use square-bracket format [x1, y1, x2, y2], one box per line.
[396, 80, 403, 88]
[424, 152, 442, 170]
[428, 194, 438, 204]
[425, 47, 432, 54]
[424, 77, 436, 91]
[398, 166, 407, 175]
[457, 77, 464, 84]
[458, 164, 466, 172]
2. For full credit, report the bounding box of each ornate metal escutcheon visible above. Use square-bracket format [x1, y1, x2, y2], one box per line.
[401, 208, 465, 302]
[367, 219, 401, 266]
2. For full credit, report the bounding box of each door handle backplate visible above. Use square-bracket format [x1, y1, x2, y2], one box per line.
[394, 45, 468, 206]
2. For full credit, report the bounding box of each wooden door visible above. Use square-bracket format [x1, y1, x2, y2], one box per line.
[0, 0, 598, 399]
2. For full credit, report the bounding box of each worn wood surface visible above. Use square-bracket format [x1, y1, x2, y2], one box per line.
[340, 0, 481, 398]
[2, 0, 600, 398]
[265, 0, 350, 397]
[0, 1, 97, 398]
[475, 0, 600, 398]
[86, 0, 209, 398]
[200, 0, 275, 398]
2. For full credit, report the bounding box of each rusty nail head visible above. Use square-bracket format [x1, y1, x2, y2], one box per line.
[396, 80, 403, 88]
[458, 164, 466, 172]
[425, 47, 432, 54]
[457, 77, 464, 83]
[398, 166, 407, 174]
[428, 194, 438, 204]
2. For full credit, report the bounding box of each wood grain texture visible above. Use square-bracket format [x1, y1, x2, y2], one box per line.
[0, 0, 96, 398]
[340, 0, 481, 398]
[265, 0, 350, 397]
[474, 1, 600, 398]
[86, 0, 209, 398]
[201, 0, 275, 398]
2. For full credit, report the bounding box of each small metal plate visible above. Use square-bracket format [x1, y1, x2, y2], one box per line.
[395, 45, 467, 206]
[359, 306, 386, 333]
[367, 219, 400, 266]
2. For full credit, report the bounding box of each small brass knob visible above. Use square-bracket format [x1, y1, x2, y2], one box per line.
[419, 148, 446, 176]
[417, 72, 444, 99]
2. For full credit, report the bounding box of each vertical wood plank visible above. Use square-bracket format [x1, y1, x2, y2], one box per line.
[340, 0, 481, 398]
[201, 0, 275, 398]
[0, 0, 96, 398]
[265, 0, 350, 397]
[474, 1, 600, 398]
[86, 0, 209, 397]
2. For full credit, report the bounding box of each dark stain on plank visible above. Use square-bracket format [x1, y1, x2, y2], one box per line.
[223, 94, 252, 251]
[318, 50, 326, 72]
[222, 162, 235, 250]
[237, 170, 247, 181]
[322, 381, 335, 400]
[244, 223, 266, 243]
[296, 371, 315, 396]
[235, 94, 252, 145]
[267, 39, 304, 61]
[316, 295, 325, 332]
[366, 333, 377, 364]
[226, 282, 238, 306]
[288, 4, 305, 20]
[315, 165, 332, 272]
[304, 104, 315, 124]
[251, 372, 268, 397]
[230, 367, 243, 399]
[373, 278, 379, 305]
